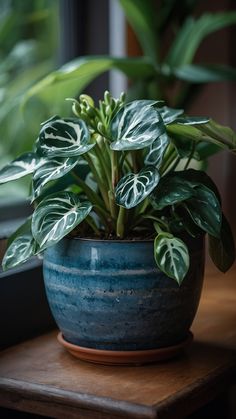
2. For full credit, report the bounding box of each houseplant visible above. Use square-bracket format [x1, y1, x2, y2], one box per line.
[1, 92, 235, 364]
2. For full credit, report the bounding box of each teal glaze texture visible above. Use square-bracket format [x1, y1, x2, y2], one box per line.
[43, 237, 205, 350]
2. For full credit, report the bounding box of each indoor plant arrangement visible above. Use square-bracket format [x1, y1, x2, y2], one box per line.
[0, 92, 235, 364]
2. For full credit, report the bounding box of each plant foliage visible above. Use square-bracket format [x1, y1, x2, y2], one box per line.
[1, 92, 235, 284]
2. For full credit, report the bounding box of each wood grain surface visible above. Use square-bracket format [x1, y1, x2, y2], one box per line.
[0, 264, 235, 418]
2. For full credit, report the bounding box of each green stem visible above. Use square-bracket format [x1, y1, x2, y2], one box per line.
[116, 206, 126, 238]
[131, 150, 139, 173]
[95, 138, 112, 189]
[84, 153, 110, 210]
[160, 147, 177, 175]
[85, 215, 100, 236]
[111, 150, 119, 189]
[71, 171, 111, 231]
[184, 142, 196, 170]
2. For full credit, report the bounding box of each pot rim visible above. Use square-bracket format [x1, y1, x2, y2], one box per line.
[67, 236, 154, 244]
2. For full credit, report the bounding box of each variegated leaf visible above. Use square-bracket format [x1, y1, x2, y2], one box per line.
[0, 152, 40, 184]
[2, 219, 36, 270]
[154, 233, 190, 285]
[159, 107, 184, 124]
[144, 132, 170, 167]
[110, 100, 165, 151]
[32, 156, 79, 200]
[32, 191, 92, 248]
[37, 116, 94, 157]
[174, 116, 209, 125]
[115, 166, 160, 209]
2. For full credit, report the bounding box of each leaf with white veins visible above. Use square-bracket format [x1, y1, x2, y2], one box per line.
[110, 100, 165, 151]
[37, 116, 94, 157]
[32, 156, 79, 200]
[32, 191, 92, 249]
[145, 132, 170, 167]
[115, 166, 160, 209]
[154, 233, 190, 285]
[2, 218, 36, 270]
[0, 152, 40, 184]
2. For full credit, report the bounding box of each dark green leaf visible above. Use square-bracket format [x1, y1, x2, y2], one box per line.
[37, 116, 94, 158]
[0, 152, 39, 184]
[110, 100, 165, 151]
[184, 184, 222, 237]
[115, 166, 160, 209]
[32, 156, 79, 200]
[2, 218, 36, 270]
[159, 106, 184, 124]
[154, 233, 190, 284]
[150, 175, 193, 210]
[32, 191, 92, 249]
[144, 133, 170, 167]
[209, 214, 235, 273]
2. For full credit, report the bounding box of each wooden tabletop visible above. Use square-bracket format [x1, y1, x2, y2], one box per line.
[0, 265, 236, 419]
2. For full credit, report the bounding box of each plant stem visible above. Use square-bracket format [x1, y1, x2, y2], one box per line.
[111, 150, 119, 188]
[84, 153, 110, 210]
[85, 215, 100, 236]
[184, 142, 196, 170]
[71, 171, 110, 231]
[116, 206, 126, 238]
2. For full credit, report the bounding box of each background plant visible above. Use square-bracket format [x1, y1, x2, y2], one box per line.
[0, 0, 58, 199]
[0, 93, 235, 284]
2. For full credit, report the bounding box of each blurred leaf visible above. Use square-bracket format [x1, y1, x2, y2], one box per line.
[166, 12, 236, 67]
[173, 64, 236, 83]
[24, 56, 155, 113]
[119, 0, 158, 63]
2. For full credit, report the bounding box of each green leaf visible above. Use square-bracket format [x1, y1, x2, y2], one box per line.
[0, 152, 39, 184]
[209, 214, 235, 273]
[115, 166, 160, 209]
[176, 169, 222, 204]
[110, 100, 165, 151]
[150, 175, 193, 210]
[32, 156, 79, 200]
[32, 191, 92, 249]
[173, 64, 236, 83]
[174, 116, 209, 125]
[159, 106, 184, 124]
[154, 233, 190, 284]
[37, 116, 94, 158]
[144, 132, 170, 167]
[167, 122, 231, 150]
[184, 185, 222, 237]
[197, 120, 236, 151]
[2, 218, 36, 270]
[166, 12, 236, 67]
[119, 0, 158, 63]
[24, 56, 155, 112]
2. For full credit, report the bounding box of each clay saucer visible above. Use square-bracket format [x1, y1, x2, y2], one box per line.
[57, 331, 193, 366]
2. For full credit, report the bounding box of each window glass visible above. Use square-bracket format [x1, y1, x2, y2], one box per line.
[0, 0, 59, 202]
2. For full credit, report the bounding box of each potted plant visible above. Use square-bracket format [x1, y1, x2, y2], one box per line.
[1, 92, 235, 364]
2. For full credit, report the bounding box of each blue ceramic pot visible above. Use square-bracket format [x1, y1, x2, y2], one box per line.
[43, 236, 204, 350]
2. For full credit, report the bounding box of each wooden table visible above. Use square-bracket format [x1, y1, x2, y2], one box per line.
[0, 265, 236, 419]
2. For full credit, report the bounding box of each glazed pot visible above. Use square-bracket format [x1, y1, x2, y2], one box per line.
[43, 235, 205, 362]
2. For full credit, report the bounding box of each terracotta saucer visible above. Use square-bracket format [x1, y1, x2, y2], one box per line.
[57, 332, 193, 366]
